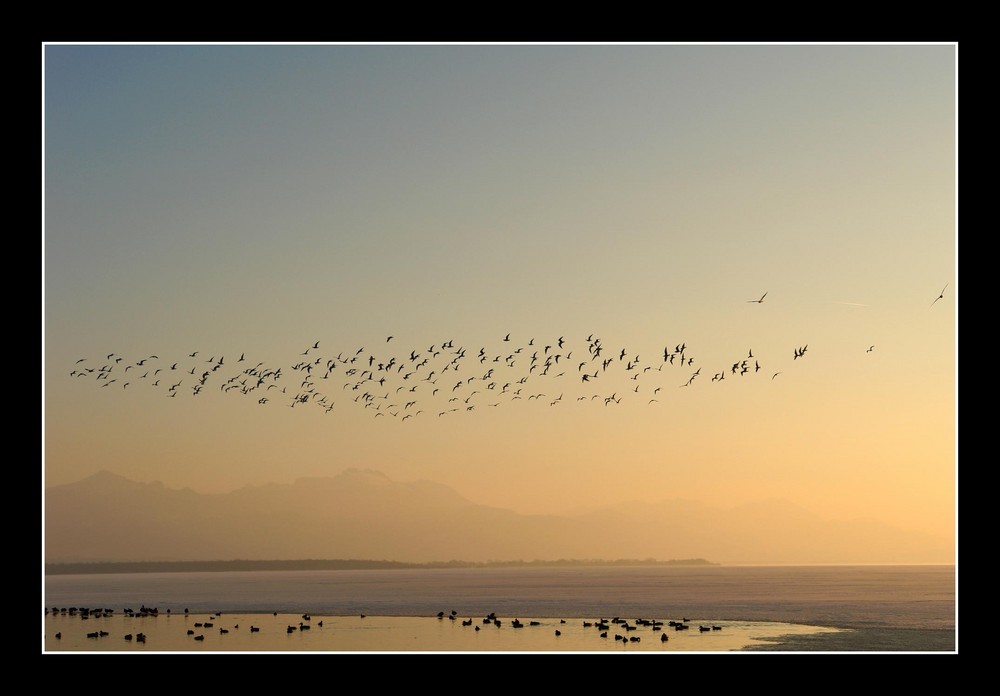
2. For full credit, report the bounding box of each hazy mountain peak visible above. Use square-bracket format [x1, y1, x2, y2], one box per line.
[82, 469, 131, 484]
[44, 469, 952, 565]
[330, 468, 393, 486]
[50, 469, 150, 493]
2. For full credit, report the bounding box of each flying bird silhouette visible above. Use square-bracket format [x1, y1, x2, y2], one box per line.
[74, 328, 846, 421]
[748, 292, 767, 304]
[930, 284, 948, 307]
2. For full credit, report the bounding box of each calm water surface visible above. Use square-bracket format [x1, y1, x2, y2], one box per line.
[43, 565, 956, 652]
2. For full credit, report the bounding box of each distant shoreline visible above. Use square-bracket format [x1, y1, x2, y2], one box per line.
[45, 558, 717, 575]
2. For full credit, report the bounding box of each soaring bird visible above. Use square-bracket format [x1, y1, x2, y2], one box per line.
[931, 284, 948, 307]
[748, 292, 767, 304]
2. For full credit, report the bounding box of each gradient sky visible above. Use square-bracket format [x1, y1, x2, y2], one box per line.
[43, 43, 956, 561]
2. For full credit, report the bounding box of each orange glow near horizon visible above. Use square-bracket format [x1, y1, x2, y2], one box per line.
[44, 43, 956, 566]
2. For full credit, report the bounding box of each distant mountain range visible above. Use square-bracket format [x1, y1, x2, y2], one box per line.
[44, 469, 952, 565]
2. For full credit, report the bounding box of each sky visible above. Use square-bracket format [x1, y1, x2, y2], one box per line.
[43, 43, 956, 562]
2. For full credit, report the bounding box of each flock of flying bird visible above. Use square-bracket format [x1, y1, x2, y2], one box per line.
[67, 287, 948, 422]
[66, 333, 825, 421]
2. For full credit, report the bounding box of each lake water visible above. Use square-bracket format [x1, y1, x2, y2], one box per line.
[42, 564, 956, 653]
